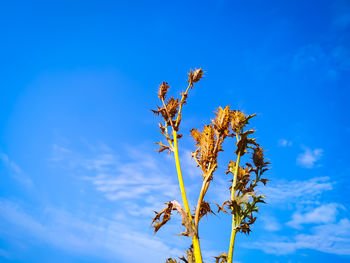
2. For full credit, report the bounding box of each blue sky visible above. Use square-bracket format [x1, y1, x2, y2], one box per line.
[1, 0, 350, 262]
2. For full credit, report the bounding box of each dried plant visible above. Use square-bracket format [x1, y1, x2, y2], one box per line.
[151, 69, 269, 263]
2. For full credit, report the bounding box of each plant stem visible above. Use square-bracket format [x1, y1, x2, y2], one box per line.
[227, 135, 241, 263]
[194, 178, 208, 228]
[228, 227, 237, 263]
[194, 135, 221, 229]
[175, 84, 191, 127]
[173, 130, 203, 263]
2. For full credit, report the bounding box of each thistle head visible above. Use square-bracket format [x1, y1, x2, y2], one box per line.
[253, 146, 265, 168]
[158, 81, 170, 100]
[230, 110, 247, 133]
[212, 105, 231, 137]
[187, 68, 204, 87]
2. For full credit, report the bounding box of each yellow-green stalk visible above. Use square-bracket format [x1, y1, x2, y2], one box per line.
[227, 134, 241, 263]
[173, 130, 203, 263]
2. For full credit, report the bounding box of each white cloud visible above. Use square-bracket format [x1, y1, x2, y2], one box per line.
[296, 147, 323, 168]
[291, 38, 350, 77]
[0, 199, 184, 262]
[47, 142, 212, 261]
[247, 176, 350, 256]
[51, 143, 183, 219]
[181, 149, 202, 179]
[263, 176, 332, 205]
[0, 153, 33, 187]
[278, 139, 292, 147]
[253, 219, 350, 255]
[261, 215, 281, 232]
[287, 203, 341, 229]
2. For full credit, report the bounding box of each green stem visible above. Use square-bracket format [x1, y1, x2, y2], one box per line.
[194, 175, 210, 228]
[228, 135, 241, 263]
[173, 130, 203, 263]
[175, 84, 191, 127]
[228, 227, 237, 263]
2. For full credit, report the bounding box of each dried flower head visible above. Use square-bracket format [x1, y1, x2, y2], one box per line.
[191, 124, 216, 171]
[188, 68, 204, 86]
[253, 146, 265, 168]
[230, 111, 256, 134]
[158, 81, 170, 100]
[166, 97, 180, 120]
[230, 110, 246, 133]
[212, 106, 231, 137]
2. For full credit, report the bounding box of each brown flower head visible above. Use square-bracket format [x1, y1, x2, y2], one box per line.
[188, 68, 204, 86]
[230, 110, 247, 133]
[191, 124, 216, 170]
[165, 97, 180, 120]
[212, 106, 231, 137]
[253, 146, 265, 168]
[158, 81, 170, 100]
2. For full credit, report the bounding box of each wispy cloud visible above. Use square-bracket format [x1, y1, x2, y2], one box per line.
[253, 219, 350, 255]
[247, 175, 350, 256]
[287, 203, 342, 229]
[261, 215, 282, 232]
[181, 149, 203, 180]
[0, 199, 183, 262]
[0, 142, 201, 262]
[263, 176, 332, 205]
[278, 139, 292, 147]
[296, 147, 323, 168]
[51, 143, 183, 218]
[0, 153, 33, 187]
[291, 35, 350, 80]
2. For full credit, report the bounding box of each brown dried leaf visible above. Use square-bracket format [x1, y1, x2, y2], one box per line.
[156, 141, 171, 153]
[183, 246, 195, 263]
[151, 106, 168, 120]
[166, 258, 179, 263]
[216, 201, 230, 214]
[260, 178, 269, 185]
[152, 200, 196, 237]
[152, 202, 174, 233]
[215, 253, 228, 263]
[197, 201, 215, 221]
[171, 200, 196, 238]
[235, 130, 256, 156]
